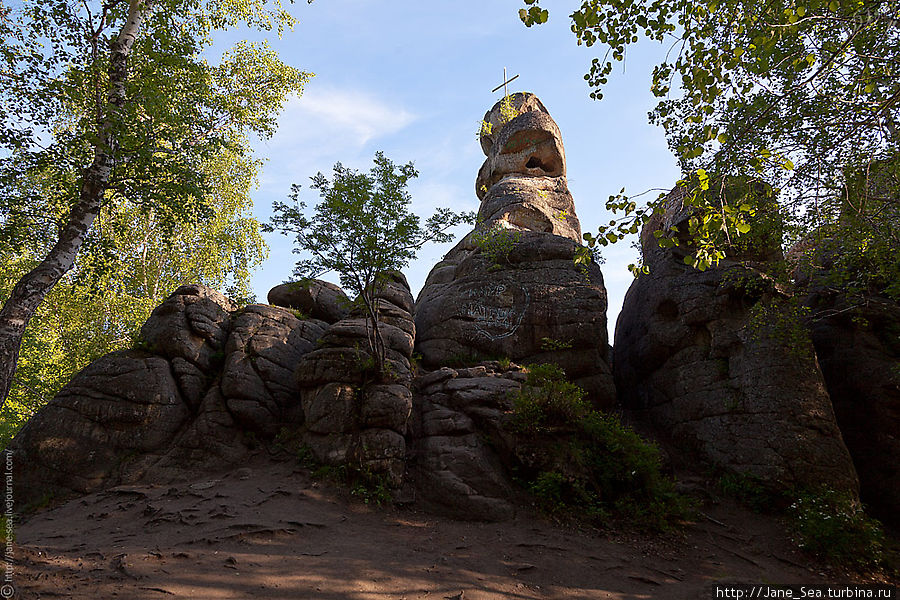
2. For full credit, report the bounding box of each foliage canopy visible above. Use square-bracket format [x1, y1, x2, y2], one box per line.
[520, 0, 900, 284]
[1, 0, 308, 249]
[0, 143, 267, 449]
[0, 0, 310, 406]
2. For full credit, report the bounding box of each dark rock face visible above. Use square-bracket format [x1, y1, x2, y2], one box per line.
[9, 285, 329, 505]
[295, 272, 416, 485]
[613, 194, 859, 495]
[10, 352, 189, 502]
[788, 228, 900, 522]
[802, 289, 900, 522]
[267, 279, 351, 324]
[220, 305, 328, 436]
[140, 283, 236, 372]
[415, 92, 615, 407]
[409, 363, 526, 521]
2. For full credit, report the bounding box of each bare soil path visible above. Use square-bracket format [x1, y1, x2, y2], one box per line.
[10, 455, 893, 599]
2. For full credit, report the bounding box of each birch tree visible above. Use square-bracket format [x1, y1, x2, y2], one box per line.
[0, 0, 310, 406]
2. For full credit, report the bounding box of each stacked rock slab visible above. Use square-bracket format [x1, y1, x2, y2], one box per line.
[613, 192, 859, 494]
[415, 93, 616, 406]
[267, 279, 351, 323]
[409, 363, 526, 520]
[294, 272, 416, 486]
[9, 284, 330, 505]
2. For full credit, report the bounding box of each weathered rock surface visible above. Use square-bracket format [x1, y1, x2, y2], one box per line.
[220, 305, 328, 436]
[614, 191, 859, 495]
[478, 93, 550, 156]
[807, 295, 900, 520]
[140, 283, 236, 372]
[415, 92, 615, 407]
[408, 363, 526, 520]
[10, 351, 190, 502]
[9, 285, 330, 505]
[267, 279, 351, 324]
[795, 267, 900, 521]
[476, 112, 566, 200]
[476, 176, 580, 241]
[295, 272, 416, 485]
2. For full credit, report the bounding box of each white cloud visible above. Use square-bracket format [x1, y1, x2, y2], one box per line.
[269, 85, 416, 153]
[253, 85, 417, 195]
[294, 86, 416, 145]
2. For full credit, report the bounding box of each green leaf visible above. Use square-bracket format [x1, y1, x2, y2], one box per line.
[0, 0, 314, 409]
[513, 0, 900, 314]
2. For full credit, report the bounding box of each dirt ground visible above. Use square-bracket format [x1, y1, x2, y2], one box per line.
[9, 454, 896, 599]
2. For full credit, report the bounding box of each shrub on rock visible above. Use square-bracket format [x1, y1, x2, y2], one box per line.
[507, 364, 690, 530]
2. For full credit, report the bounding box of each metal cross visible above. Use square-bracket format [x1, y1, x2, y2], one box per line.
[491, 67, 520, 97]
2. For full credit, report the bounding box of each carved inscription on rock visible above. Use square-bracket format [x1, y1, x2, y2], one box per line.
[461, 282, 530, 341]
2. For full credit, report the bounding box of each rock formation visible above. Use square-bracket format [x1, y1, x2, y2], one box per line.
[12, 94, 895, 528]
[7, 93, 620, 518]
[10, 284, 329, 505]
[613, 191, 860, 495]
[409, 363, 526, 520]
[793, 236, 900, 523]
[268, 279, 350, 323]
[295, 272, 416, 486]
[805, 293, 900, 521]
[414, 92, 616, 407]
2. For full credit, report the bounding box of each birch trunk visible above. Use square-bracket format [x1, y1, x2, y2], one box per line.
[0, 0, 147, 408]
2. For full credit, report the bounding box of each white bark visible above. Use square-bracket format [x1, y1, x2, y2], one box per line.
[0, 0, 148, 408]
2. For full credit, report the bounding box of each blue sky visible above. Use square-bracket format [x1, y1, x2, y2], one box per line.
[231, 1, 682, 339]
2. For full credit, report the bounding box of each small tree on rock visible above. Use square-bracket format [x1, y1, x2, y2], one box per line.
[265, 151, 473, 374]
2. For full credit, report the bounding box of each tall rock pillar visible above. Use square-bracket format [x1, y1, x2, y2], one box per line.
[415, 93, 616, 406]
